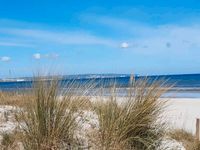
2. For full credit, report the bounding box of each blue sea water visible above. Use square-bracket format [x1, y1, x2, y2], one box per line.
[1, 74, 200, 98]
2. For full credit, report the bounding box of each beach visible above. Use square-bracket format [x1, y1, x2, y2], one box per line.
[165, 98, 200, 134]
[0, 95, 198, 149]
[1, 97, 199, 134]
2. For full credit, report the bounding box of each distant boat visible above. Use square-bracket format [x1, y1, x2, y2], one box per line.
[16, 79, 25, 82]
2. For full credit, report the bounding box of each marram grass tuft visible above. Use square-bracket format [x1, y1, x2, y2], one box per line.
[15, 78, 92, 150]
[90, 77, 171, 150]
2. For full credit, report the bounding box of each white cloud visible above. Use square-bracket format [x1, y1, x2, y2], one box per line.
[2, 17, 200, 56]
[120, 42, 129, 48]
[33, 53, 59, 60]
[44, 53, 59, 59]
[86, 15, 200, 56]
[33, 53, 41, 59]
[0, 41, 32, 47]
[0, 27, 117, 47]
[0, 56, 11, 62]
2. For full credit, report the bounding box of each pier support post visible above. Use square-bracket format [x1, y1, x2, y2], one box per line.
[196, 118, 200, 141]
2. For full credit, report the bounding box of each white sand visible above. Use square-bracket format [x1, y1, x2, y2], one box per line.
[164, 98, 200, 134]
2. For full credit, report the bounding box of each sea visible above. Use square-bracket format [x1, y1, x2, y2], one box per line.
[1, 74, 200, 98]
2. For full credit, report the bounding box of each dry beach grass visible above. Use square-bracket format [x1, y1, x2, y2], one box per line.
[0, 91, 28, 108]
[169, 129, 200, 150]
[0, 77, 189, 150]
[15, 79, 92, 150]
[90, 78, 170, 150]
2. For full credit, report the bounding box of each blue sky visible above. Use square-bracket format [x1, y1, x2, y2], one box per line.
[0, 0, 200, 77]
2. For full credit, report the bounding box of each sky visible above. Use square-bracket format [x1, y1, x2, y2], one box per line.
[1, 0, 200, 77]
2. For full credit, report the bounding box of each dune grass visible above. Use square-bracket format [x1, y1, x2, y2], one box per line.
[0, 131, 23, 150]
[0, 91, 29, 108]
[15, 78, 92, 150]
[0, 76, 174, 149]
[169, 129, 200, 150]
[90, 78, 170, 150]
[1, 133, 15, 149]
